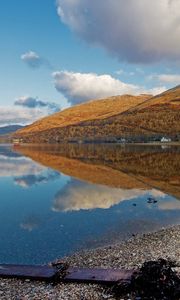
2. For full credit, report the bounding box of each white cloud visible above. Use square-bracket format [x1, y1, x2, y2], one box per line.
[148, 86, 167, 96]
[149, 74, 180, 85]
[56, 0, 180, 63]
[52, 70, 165, 104]
[0, 105, 52, 126]
[21, 51, 42, 68]
[115, 70, 135, 76]
[14, 96, 60, 112]
[0, 95, 60, 127]
[115, 69, 125, 76]
[15, 96, 47, 108]
[21, 51, 53, 69]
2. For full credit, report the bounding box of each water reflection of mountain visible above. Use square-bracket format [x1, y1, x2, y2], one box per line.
[0, 145, 59, 187]
[16, 144, 180, 199]
[0, 145, 23, 158]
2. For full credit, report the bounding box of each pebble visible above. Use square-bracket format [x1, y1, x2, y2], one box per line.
[0, 225, 179, 299]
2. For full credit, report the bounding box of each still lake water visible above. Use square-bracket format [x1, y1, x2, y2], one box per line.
[0, 143, 180, 264]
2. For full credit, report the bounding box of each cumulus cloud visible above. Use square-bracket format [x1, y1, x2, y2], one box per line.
[52, 179, 164, 212]
[115, 69, 135, 76]
[115, 69, 125, 76]
[14, 96, 60, 112]
[15, 96, 46, 108]
[56, 0, 180, 63]
[0, 106, 47, 126]
[149, 74, 180, 85]
[21, 51, 53, 69]
[21, 51, 42, 68]
[148, 86, 167, 96]
[0, 105, 55, 126]
[0, 96, 60, 127]
[53, 71, 165, 104]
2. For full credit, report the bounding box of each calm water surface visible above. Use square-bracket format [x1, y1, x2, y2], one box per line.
[0, 144, 179, 264]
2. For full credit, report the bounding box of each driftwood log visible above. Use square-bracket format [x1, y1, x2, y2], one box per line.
[0, 259, 179, 299]
[0, 263, 134, 284]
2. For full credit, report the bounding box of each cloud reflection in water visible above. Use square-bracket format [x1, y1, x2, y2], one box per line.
[53, 179, 166, 212]
[14, 170, 60, 188]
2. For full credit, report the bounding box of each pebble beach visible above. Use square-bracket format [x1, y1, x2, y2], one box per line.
[0, 225, 179, 300]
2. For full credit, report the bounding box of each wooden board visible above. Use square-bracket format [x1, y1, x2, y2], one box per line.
[64, 267, 134, 284]
[0, 264, 57, 281]
[0, 264, 134, 284]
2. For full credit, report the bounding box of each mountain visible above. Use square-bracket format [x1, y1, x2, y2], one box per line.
[0, 125, 24, 135]
[14, 86, 180, 143]
[15, 94, 150, 134]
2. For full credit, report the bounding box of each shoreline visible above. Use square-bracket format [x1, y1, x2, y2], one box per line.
[1, 141, 180, 146]
[60, 224, 180, 270]
[0, 224, 179, 299]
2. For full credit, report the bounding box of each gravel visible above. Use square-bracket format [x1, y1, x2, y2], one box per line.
[0, 225, 179, 300]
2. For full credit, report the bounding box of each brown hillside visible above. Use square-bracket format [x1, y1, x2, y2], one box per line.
[16, 94, 151, 135]
[117, 85, 180, 137]
[130, 85, 180, 111]
[14, 86, 180, 143]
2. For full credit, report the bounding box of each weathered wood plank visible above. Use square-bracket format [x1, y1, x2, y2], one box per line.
[0, 264, 57, 280]
[64, 267, 134, 284]
[0, 264, 134, 284]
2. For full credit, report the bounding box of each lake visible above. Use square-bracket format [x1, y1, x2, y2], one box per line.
[0, 143, 179, 264]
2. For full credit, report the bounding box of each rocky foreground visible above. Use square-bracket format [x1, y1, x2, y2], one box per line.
[0, 225, 179, 299]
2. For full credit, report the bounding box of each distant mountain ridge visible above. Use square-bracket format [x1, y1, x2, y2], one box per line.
[14, 86, 180, 143]
[0, 125, 25, 135]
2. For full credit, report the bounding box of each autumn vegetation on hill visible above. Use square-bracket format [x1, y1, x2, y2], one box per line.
[14, 85, 180, 143]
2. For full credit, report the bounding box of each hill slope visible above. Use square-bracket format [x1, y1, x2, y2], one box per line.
[14, 86, 180, 143]
[131, 85, 180, 111]
[15, 94, 151, 135]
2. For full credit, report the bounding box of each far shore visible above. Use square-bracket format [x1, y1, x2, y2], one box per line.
[1, 141, 180, 146]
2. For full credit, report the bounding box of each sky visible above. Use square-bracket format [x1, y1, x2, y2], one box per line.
[0, 0, 180, 126]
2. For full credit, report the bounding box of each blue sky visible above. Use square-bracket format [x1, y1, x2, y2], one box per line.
[0, 0, 180, 126]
